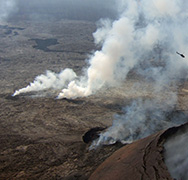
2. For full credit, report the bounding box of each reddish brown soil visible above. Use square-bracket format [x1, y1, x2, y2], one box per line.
[89, 123, 188, 180]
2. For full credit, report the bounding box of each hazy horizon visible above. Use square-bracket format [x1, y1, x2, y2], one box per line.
[2, 0, 118, 22]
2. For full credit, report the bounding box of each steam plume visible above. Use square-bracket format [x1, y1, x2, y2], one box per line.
[0, 0, 17, 21]
[13, 0, 188, 147]
[90, 96, 188, 149]
[57, 0, 188, 99]
[13, 0, 188, 99]
[164, 129, 188, 180]
[88, 0, 188, 148]
[13, 68, 77, 96]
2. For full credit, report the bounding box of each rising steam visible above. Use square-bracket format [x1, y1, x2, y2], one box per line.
[13, 0, 188, 99]
[57, 0, 188, 99]
[87, 0, 188, 148]
[0, 0, 17, 21]
[13, 0, 188, 152]
[90, 96, 188, 149]
[13, 68, 76, 96]
[164, 128, 188, 180]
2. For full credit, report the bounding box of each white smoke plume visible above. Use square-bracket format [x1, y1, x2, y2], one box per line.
[0, 0, 17, 21]
[12, 0, 188, 155]
[90, 96, 188, 149]
[57, 0, 188, 99]
[88, 0, 188, 148]
[13, 68, 77, 96]
[164, 128, 188, 180]
[13, 0, 188, 99]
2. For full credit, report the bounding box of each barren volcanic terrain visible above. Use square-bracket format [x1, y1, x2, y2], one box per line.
[1, 18, 188, 179]
[0, 19, 128, 179]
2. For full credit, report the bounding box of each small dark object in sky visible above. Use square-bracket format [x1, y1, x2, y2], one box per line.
[176, 51, 185, 58]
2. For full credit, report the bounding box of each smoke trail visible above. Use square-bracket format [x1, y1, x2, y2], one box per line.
[13, 0, 188, 99]
[57, 0, 188, 99]
[12, 0, 188, 161]
[13, 68, 77, 96]
[164, 128, 188, 180]
[87, 0, 188, 148]
[90, 95, 188, 149]
[0, 0, 17, 21]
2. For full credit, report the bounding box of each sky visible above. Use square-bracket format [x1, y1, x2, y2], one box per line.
[1, 0, 118, 22]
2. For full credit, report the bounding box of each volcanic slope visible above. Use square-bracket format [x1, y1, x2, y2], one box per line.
[89, 123, 188, 180]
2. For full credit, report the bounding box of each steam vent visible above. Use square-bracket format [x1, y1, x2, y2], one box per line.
[89, 123, 188, 180]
